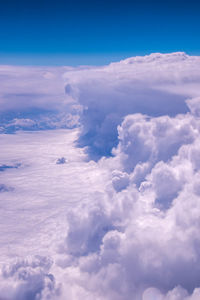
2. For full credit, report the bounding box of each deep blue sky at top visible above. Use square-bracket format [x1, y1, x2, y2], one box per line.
[0, 0, 199, 65]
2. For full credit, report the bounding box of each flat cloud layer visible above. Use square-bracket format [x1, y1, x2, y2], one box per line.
[1, 53, 200, 299]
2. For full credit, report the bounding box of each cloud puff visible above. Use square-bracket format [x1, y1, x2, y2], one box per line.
[0, 256, 60, 300]
[111, 170, 130, 192]
[113, 113, 196, 173]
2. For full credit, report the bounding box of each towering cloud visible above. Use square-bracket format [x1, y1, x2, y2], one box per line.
[64, 52, 200, 158]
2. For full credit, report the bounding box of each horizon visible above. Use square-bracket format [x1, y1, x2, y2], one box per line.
[0, 0, 200, 65]
[1, 51, 200, 67]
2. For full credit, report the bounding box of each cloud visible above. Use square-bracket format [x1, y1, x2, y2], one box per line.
[142, 286, 200, 300]
[111, 170, 130, 192]
[1, 53, 200, 299]
[64, 52, 200, 158]
[0, 65, 79, 133]
[0, 256, 60, 300]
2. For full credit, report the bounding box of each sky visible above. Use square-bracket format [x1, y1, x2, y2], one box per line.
[1, 1, 200, 299]
[0, 0, 200, 65]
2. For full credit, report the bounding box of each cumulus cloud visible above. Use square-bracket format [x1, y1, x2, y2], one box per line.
[1, 53, 200, 299]
[0, 256, 60, 300]
[111, 170, 130, 192]
[64, 52, 200, 158]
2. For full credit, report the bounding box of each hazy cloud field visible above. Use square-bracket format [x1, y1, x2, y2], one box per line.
[1, 52, 200, 299]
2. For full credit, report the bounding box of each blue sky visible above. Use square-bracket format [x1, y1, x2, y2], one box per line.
[0, 0, 200, 65]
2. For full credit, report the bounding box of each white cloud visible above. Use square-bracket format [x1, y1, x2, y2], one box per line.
[0, 65, 79, 133]
[0, 256, 60, 300]
[1, 53, 200, 299]
[64, 52, 200, 158]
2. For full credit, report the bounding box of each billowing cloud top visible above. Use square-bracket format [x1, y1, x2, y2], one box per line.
[64, 52, 200, 157]
[1, 53, 200, 300]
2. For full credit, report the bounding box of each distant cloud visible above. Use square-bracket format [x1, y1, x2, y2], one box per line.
[0, 65, 79, 133]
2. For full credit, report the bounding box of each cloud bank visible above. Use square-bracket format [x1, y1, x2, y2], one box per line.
[1, 53, 200, 299]
[0, 65, 79, 133]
